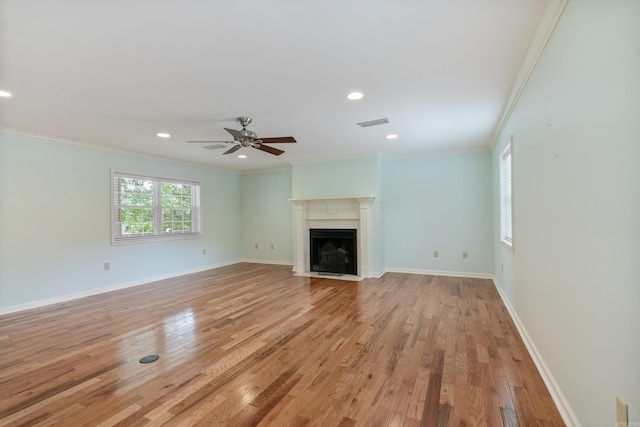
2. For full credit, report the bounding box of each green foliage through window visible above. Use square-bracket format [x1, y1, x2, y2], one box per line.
[112, 172, 200, 243]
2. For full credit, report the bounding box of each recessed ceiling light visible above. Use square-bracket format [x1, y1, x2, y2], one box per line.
[156, 132, 170, 138]
[238, 154, 247, 159]
[346, 91, 364, 100]
[386, 134, 398, 140]
[0, 90, 12, 97]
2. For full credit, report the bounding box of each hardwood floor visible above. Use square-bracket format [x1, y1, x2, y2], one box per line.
[0, 263, 564, 426]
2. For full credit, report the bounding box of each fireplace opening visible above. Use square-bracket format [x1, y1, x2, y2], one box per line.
[310, 229, 357, 275]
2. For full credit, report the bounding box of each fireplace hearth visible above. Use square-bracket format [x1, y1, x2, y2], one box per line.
[310, 229, 357, 275]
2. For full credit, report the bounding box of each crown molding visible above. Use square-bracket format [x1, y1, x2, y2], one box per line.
[289, 151, 382, 167]
[0, 127, 240, 174]
[488, 0, 569, 150]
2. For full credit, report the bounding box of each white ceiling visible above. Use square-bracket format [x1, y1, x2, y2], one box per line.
[0, 0, 550, 172]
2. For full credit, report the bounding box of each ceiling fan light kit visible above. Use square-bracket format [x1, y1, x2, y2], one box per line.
[187, 117, 296, 157]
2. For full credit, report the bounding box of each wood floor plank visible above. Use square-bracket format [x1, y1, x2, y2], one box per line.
[0, 263, 565, 426]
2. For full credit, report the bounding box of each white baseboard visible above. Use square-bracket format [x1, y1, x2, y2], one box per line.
[240, 258, 294, 266]
[0, 260, 242, 316]
[492, 277, 580, 427]
[382, 267, 494, 279]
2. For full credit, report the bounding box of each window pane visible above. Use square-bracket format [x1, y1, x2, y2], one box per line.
[500, 140, 513, 247]
[113, 172, 200, 243]
[162, 208, 172, 222]
[119, 207, 154, 235]
[161, 183, 193, 208]
[120, 179, 153, 206]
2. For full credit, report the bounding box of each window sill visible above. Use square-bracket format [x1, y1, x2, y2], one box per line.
[111, 233, 202, 246]
[500, 238, 514, 253]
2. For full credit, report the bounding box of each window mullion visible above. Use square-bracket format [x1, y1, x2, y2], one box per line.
[154, 180, 162, 235]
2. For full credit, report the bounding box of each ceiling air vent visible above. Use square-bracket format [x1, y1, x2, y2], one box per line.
[356, 118, 389, 128]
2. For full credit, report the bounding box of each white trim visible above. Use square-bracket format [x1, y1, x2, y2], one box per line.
[382, 267, 494, 279]
[294, 271, 363, 282]
[369, 270, 386, 279]
[0, 127, 241, 174]
[289, 152, 381, 167]
[0, 260, 241, 316]
[240, 258, 294, 266]
[492, 277, 580, 427]
[289, 195, 375, 203]
[499, 137, 514, 250]
[500, 239, 515, 253]
[489, 0, 569, 150]
[239, 166, 292, 175]
[379, 146, 490, 161]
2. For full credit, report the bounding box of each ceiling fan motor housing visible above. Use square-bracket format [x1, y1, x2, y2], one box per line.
[240, 129, 258, 140]
[186, 116, 293, 156]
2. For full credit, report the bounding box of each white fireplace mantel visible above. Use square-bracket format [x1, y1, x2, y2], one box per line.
[290, 196, 375, 279]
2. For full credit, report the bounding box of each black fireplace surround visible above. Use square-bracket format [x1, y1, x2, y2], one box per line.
[309, 228, 357, 275]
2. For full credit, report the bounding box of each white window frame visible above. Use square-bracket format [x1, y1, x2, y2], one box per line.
[499, 137, 514, 250]
[111, 170, 201, 245]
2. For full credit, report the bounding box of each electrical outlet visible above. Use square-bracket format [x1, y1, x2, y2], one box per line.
[104, 262, 110, 271]
[616, 395, 628, 426]
[462, 251, 468, 259]
[202, 249, 206, 255]
[255, 243, 259, 249]
[270, 244, 274, 250]
[433, 250, 439, 258]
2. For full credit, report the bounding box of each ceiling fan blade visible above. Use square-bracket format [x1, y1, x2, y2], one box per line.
[259, 136, 296, 143]
[224, 128, 243, 140]
[186, 140, 233, 143]
[204, 144, 227, 150]
[223, 145, 242, 155]
[256, 144, 285, 156]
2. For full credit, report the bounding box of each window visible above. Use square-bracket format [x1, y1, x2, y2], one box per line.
[111, 171, 201, 244]
[499, 137, 514, 249]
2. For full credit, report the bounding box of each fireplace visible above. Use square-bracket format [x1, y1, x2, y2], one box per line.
[310, 229, 357, 275]
[290, 196, 375, 279]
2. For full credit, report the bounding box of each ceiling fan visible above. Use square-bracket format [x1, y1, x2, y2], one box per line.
[187, 117, 296, 156]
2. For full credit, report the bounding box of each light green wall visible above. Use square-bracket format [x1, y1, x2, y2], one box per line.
[383, 152, 494, 275]
[377, 156, 386, 272]
[0, 132, 242, 309]
[292, 156, 379, 199]
[241, 169, 293, 263]
[492, 1, 640, 425]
